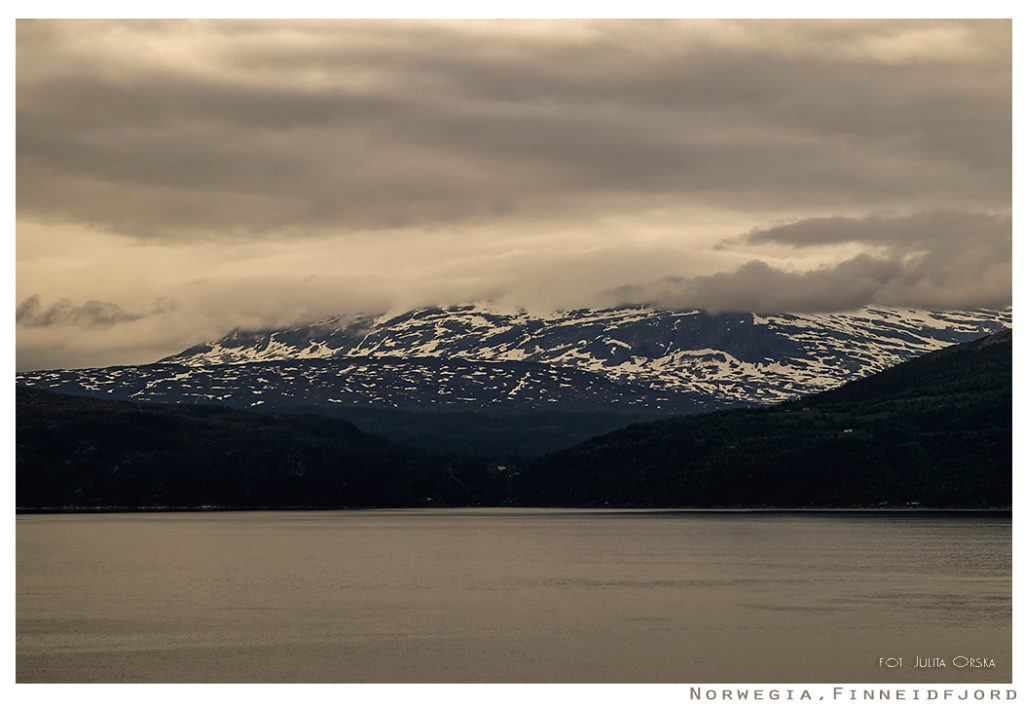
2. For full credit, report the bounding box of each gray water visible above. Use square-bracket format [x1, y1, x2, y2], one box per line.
[16, 509, 1011, 683]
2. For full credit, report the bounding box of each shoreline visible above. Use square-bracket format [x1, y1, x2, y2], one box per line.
[15, 505, 1012, 516]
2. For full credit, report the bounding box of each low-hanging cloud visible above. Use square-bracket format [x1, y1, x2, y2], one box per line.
[745, 210, 1010, 250]
[16, 294, 176, 329]
[611, 256, 896, 313]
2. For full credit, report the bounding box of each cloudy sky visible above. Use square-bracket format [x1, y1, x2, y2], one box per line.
[15, 19, 1011, 370]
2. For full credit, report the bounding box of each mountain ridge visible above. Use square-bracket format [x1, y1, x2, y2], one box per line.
[158, 304, 1011, 405]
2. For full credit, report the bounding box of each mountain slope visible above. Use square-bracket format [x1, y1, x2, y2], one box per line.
[15, 357, 706, 456]
[159, 304, 1011, 405]
[513, 330, 1012, 508]
[16, 386, 498, 509]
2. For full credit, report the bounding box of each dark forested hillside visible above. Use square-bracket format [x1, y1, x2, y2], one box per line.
[512, 330, 1011, 508]
[16, 387, 499, 509]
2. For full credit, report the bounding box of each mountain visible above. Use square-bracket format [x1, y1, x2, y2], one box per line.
[15, 386, 499, 510]
[159, 304, 1011, 404]
[16, 330, 1011, 510]
[513, 330, 1012, 508]
[17, 304, 1010, 456]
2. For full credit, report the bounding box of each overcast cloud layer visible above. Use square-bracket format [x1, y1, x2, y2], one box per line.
[16, 19, 1011, 370]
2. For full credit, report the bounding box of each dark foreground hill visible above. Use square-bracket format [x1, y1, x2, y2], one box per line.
[16, 387, 498, 509]
[512, 330, 1011, 508]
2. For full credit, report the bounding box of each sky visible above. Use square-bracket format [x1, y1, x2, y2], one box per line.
[15, 18, 1012, 370]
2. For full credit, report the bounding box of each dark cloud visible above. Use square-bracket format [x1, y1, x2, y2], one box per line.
[17, 295, 176, 329]
[16, 20, 1011, 238]
[615, 210, 1011, 313]
[745, 211, 1010, 250]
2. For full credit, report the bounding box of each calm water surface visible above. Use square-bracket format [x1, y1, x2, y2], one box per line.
[16, 509, 1010, 683]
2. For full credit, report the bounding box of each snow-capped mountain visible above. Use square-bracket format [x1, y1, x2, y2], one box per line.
[159, 304, 1011, 405]
[16, 304, 1010, 455]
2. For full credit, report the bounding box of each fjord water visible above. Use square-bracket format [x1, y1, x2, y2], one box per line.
[17, 509, 1010, 683]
